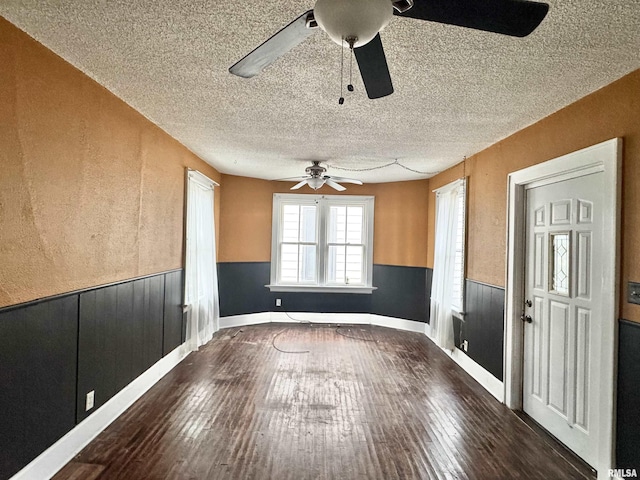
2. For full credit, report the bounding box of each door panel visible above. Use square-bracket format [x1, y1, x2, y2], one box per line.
[533, 233, 545, 289]
[531, 295, 544, 400]
[551, 200, 571, 225]
[576, 232, 592, 299]
[548, 300, 569, 416]
[575, 307, 590, 431]
[523, 172, 603, 468]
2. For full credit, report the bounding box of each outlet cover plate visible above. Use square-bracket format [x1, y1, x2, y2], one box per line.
[628, 282, 640, 305]
[86, 390, 95, 411]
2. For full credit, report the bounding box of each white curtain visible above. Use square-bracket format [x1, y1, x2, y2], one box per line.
[430, 179, 464, 350]
[185, 170, 219, 351]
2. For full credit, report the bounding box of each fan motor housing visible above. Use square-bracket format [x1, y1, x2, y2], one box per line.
[305, 162, 326, 176]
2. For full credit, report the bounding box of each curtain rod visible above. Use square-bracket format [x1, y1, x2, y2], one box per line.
[187, 168, 220, 187]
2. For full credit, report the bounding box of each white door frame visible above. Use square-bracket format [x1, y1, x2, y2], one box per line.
[504, 138, 622, 479]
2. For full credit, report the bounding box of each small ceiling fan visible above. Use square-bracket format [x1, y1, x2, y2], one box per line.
[229, 0, 549, 99]
[277, 161, 363, 191]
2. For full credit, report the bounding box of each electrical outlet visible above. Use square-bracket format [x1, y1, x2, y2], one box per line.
[275, 298, 282, 307]
[86, 390, 95, 411]
[628, 282, 640, 305]
[462, 340, 469, 352]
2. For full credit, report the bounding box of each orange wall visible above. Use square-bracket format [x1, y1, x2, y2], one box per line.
[6, 12, 638, 321]
[0, 18, 221, 308]
[218, 175, 430, 268]
[427, 68, 640, 322]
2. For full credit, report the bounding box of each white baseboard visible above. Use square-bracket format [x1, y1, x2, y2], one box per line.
[369, 314, 429, 334]
[219, 311, 272, 329]
[420, 322, 504, 402]
[219, 312, 502, 402]
[219, 312, 426, 332]
[423, 321, 432, 337]
[11, 345, 190, 480]
[445, 347, 504, 402]
[269, 311, 373, 324]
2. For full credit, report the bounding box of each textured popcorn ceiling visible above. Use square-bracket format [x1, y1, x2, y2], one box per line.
[1, 1, 639, 183]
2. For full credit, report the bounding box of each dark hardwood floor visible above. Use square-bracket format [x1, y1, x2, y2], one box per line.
[55, 323, 594, 480]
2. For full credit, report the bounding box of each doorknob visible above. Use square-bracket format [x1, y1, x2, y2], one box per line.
[525, 299, 532, 307]
[521, 314, 533, 324]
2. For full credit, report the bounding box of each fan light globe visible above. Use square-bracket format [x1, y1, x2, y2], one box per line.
[313, 0, 393, 48]
[307, 177, 326, 190]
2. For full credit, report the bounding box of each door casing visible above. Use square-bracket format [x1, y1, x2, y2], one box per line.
[504, 138, 621, 480]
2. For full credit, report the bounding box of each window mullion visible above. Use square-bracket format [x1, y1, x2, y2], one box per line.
[277, 203, 285, 284]
[296, 205, 301, 283]
[343, 209, 348, 283]
[318, 198, 327, 286]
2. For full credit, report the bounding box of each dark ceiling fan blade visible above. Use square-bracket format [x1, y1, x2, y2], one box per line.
[230, 10, 317, 78]
[395, 0, 549, 37]
[353, 34, 394, 99]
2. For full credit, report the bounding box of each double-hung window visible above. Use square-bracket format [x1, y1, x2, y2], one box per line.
[269, 194, 375, 293]
[279, 201, 318, 284]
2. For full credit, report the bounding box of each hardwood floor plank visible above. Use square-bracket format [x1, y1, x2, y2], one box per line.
[54, 323, 595, 480]
[54, 462, 105, 480]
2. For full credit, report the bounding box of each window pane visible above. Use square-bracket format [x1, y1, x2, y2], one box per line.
[329, 206, 346, 243]
[327, 245, 345, 283]
[281, 244, 316, 283]
[327, 245, 364, 284]
[550, 233, 570, 295]
[299, 245, 316, 282]
[282, 205, 300, 242]
[300, 205, 316, 242]
[346, 206, 363, 244]
[330, 205, 363, 244]
[345, 245, 363, 284]
[280, 244, 299, 282]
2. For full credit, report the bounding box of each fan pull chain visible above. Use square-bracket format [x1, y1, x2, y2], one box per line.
[348, 43, 354, 92]
[339, 36, 345, 105]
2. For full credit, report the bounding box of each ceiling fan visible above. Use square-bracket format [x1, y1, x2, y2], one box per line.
[229, 0, 549, 99]
[277, 161, 363, 191]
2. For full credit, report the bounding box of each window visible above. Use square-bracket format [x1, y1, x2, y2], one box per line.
[549, 232, 570, 296]
[431, 178, 466, 314]
[269, 194, 375, 293]
[430, 178, 466, 349]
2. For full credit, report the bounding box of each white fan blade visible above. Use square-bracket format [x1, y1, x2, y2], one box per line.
[325, 179, 346, 191]
[275, 175, 310, 181]
[326, 176, 363, 185]
[291, 180, 308, 190]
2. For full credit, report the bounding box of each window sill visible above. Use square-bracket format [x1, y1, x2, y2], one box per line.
[266, 284, 377, 294]
[452, 309, 466, 321]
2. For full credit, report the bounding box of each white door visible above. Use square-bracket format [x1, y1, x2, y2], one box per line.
[523, 172, 603, 467]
